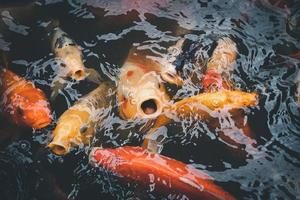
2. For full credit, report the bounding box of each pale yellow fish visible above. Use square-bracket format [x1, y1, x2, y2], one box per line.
[48, 82, 114, 155]
[117, 49, 182, 120]
[50, 27, 102, 99]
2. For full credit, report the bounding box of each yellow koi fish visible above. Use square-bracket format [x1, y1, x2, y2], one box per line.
[48, 82, 114, 155]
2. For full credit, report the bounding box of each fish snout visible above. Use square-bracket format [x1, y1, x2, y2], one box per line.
[72, 69, 86, 81]
[136, 89, 165, 119]
[48, 139, 71, 156]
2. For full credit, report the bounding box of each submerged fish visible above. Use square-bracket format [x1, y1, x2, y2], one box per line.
[202, 37, 237, 91]
[50, 26, 102, 99]
[117, 49, 182, 120]
[90, 146, 236, 200]
[0, 68, 52, 129]
[48, 82, 115, 155]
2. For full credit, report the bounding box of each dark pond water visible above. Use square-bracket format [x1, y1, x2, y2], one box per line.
[0, 0, 300, 199]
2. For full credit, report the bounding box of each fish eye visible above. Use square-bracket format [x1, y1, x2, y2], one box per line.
[80, 125, 88, 134]
[16, 107, 24, 116]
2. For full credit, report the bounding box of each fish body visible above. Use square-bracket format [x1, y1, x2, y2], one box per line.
[143, 90, 258, 152]
[202, 37, 237, 91]
[48, 82, 114, 155]
[0, 68, 51, 129]
[50, 27, 102, 99]
[117, 50, 172, 120]
[90, 146, 236, 200]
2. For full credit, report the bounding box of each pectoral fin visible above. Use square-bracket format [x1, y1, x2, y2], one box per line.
[50, 77, 67, 101]
[85, 68, 102, 84]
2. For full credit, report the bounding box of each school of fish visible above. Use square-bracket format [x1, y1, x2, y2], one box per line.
[0, 1, 299, 199]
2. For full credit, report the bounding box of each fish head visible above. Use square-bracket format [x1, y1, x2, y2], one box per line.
[118, 68, 169, 120]
[10, 87, 52, 129]
[48, 109, 92, 155]
[55, 45, 86, 81]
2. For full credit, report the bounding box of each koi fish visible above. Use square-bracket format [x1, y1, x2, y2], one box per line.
[48, 82, 115, 155]
[50, 26, 102, 100]
[117, 49, 182, 120]
[202, 37, 237, 91]
[143, 90, 258, 152]
[0, 68, 52, 129]
[89, 146, 236, 200]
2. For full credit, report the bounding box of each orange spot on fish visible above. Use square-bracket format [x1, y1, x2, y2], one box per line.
[127, 70, 134, 77]
[123, 98, 128, 109]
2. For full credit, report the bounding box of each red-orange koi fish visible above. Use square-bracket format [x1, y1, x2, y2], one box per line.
[0, 68, 52, 129]
[90, 146, 236, 200]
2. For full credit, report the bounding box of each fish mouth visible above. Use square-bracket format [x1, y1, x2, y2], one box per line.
[73, 69, 85, 80]
[141, 99, 158, 115]
[48, 142, 69, 155]
[139, 98, 162, 118]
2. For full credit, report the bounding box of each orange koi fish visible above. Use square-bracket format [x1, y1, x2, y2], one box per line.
[90, 146, 236, 200]
[0, 68, 52, 129]
[117, 49, 182, 120]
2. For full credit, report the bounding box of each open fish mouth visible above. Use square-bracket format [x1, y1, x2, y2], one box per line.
[72, 69, 85, 80]
[138, 97, 163, 118]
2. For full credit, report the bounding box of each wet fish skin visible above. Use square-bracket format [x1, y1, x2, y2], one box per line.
[48, 82, 115, 155]
[89, 146, 236, 200]
[0, 68, 52, 129]
[117, 50, 171, 120]
[143, 90, 258, 153]
[50, 27, 102, 99]
[202, 37, 237, 91]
